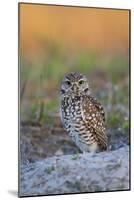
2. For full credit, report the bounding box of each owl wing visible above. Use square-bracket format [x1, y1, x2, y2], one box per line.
[89, 96, 105, 121]
[81, 95, 107, 150]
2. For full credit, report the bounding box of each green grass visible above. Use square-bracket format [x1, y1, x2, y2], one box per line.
[107, 112, 122, 127]
[122, 121, 129, 131]
[73, 51, 97, 74]
[45, 166, 55, 174]
[20, 46, 129, 130]
[97, 54, 129, 84]
[71, 153, 80, 160]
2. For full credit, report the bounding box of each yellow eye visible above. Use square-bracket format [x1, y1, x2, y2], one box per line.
[79, 80, 84, 85]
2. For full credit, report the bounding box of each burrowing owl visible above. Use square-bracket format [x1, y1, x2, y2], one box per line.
[60, 72, 107, 153]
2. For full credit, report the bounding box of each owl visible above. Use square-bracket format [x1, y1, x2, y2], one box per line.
[60, 72, 107, 153]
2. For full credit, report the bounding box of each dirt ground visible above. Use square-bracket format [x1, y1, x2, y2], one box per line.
[20, 116, 129, 165]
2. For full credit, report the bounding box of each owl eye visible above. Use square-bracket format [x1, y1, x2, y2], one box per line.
[79, 80, 84, 85]
[65, 80, 71, 86]
[84, 88, 89, 92]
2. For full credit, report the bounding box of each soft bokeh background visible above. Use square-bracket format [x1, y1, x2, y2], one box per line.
[20, 4, 129, 162]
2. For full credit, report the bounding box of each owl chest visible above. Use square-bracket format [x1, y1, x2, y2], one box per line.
[62, 97, 84, 133]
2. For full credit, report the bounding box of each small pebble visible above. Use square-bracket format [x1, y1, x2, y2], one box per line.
[55, 149, 64, 156]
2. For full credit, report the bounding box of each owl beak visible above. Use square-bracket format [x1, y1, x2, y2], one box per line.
[73, 84, 78, 93]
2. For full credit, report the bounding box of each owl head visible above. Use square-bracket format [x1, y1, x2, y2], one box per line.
[60, 72, 91, 96]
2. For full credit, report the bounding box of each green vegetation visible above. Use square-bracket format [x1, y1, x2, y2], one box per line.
[71, 152, 80, 160]
[45, 166, 55, 174]
[108, 113, 122, 128]
[20, 45, 129, 134]
[122, 121, 129, 132]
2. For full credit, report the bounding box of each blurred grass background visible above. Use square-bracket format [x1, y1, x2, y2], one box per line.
[20, 4, 129, 133]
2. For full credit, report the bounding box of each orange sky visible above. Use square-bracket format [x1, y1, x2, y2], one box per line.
[19, 4, 129, 56]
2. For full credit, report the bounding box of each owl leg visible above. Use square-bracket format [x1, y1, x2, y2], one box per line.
[88, 142, 99, 153]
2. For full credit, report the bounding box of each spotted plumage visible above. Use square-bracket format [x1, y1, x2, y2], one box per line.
[60, 72, 107, 152]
